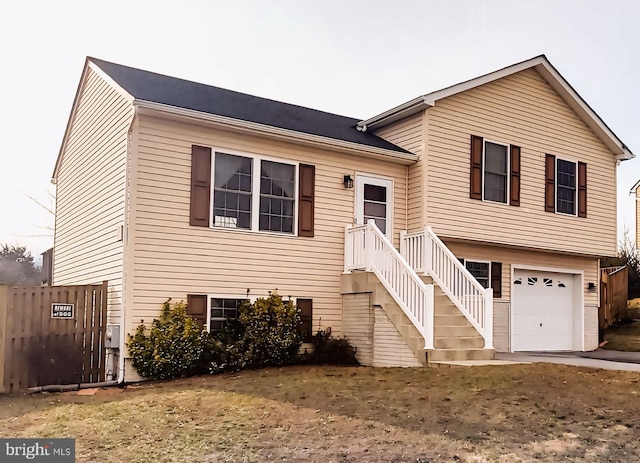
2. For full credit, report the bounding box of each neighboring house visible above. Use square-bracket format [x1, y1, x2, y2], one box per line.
[632, 179, 640, 247]
[52, 55, 633, 381]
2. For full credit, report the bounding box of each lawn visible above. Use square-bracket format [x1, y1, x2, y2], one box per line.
[1, 364, 640, 462]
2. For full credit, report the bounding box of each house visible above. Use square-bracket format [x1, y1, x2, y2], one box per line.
[52, 55, 633, 381]
[632, 179, 640, 247]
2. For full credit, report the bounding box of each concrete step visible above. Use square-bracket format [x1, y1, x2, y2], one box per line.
[434, 324, 479, 337]
[427, 348, 495, 362]
[434, 336, 485, 349]
[434, 301, 463, 316]
[434, 314, 470, 326]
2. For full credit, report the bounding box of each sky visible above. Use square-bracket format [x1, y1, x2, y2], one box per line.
[1, 0, 639, 257]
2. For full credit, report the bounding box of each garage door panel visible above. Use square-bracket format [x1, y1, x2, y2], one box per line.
[512, 269, 575, 352]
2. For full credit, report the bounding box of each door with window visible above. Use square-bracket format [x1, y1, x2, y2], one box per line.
[355, 175, 393, 239]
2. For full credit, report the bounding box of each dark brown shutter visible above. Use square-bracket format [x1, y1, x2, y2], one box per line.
[545, 154, 556, 212]
[578, 161, 587, 218]
[298, 164, 315, 237]
[490, 262, 502, 299]
[470, 135, 483, 200]
[186, 294, 207, 330]
[190, 145, 212, 227]
[510, 145, 521, 206]
[297, 298, 313, 342]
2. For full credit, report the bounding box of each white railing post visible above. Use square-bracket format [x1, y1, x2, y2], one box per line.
[483, 288, 493, 349]
[400, 230, 407, 259]
[344, 224, 352, 273]
[423, 226, 433, 276]
[364, 220, 373, 271]
[424, 284, 434, 349]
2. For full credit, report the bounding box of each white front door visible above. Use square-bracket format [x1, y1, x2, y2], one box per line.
[355, 175, 393, 239]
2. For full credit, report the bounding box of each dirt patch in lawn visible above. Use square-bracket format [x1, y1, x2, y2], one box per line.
[1, 364, 640, 462]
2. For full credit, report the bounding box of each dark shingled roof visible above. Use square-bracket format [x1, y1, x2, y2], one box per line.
[90, 58, 410, 154]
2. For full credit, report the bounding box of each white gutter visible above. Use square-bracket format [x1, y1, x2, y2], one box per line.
[134, 101, 418, 165]
[357, 96, 431, 132]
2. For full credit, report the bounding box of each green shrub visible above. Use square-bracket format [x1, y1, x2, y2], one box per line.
[127, 299, 208, 380]
[301, 328, 359, 365]
[217, 292, 302, 369]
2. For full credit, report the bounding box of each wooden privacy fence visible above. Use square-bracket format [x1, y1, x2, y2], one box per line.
[599, 266, 629, 330]
[0, 282, 108, 393]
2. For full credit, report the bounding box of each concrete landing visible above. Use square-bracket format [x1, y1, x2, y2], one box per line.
[428, 359, 529, 368]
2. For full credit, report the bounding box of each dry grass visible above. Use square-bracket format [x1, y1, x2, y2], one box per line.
[2, 364, 640, 462]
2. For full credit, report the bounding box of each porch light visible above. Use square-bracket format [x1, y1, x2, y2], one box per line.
[343, 174, 354, 189]
[588, 282, 597, 291]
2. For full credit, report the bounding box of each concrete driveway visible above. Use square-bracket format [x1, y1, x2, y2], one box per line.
[495, 349, 640, 372]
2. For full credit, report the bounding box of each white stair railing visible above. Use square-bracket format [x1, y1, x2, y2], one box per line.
[345, 221, 434, 349]
[401, 226, 493, 349]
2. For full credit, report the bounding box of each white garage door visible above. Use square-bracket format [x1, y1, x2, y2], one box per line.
[512, 269, 576, 351]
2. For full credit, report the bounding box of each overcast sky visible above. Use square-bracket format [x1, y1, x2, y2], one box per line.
[1, 0, 638, 256]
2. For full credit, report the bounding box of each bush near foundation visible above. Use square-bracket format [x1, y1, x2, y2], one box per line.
[300, 327, 359, 365]
[127, 299, 209, 380]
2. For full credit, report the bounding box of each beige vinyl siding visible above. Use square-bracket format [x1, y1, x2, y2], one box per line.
[584, 305, 599, 351]
[53, 68, 133, 324]
[425, 68, 617, 257]
[372, 306, 423, 367]
[129, 114, 408, 337]
[375, 112, 424, 231]
[445, 240, 598, 305]
[342, 294, 373, 365]
[493, 301, 510, 352]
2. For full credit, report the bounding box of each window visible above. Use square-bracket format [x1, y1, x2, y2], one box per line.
[191, 146, 315, 235]
[556, 158, 576, 215]
[545, 154, 587, 217]
[260, 160, 295, 233]
[211, 152, 297, 234]
[208, 297, 248, 333]
[459, 259, 503, 298]
[363, 184, 388, 234]
[483, 141, 508, 203]
[213, 153, 252, 229]
[470, 135, 520, 206]
[465, 261, 490, 288]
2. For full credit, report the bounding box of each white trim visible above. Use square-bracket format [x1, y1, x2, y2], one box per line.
[358, 55, 633, 161]
[354, 173, 394, 239]
[88, 61, 135, 104]
[209, 148, 299, 236]
[481, 139, 510, 205]
[509, 263, 585, 353]
[554, 157, 578, 217]
[134, 102, 418, 165]
[630, 179, 640, 194]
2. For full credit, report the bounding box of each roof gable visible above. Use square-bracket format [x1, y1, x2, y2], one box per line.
[359, 55, 633, 161]
[89, 58, 408, 154]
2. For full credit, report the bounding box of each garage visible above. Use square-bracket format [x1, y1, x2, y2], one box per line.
[511, 268, 582, 352]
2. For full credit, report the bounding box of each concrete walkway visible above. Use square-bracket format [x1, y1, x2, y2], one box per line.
[496, 349, 640, 372]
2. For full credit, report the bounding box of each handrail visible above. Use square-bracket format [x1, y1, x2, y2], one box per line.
[401, 226, 493, 349]
[345, 221, 434, 349]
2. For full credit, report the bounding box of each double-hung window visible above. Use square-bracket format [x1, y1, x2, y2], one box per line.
[212, 152, 296, 234]
[555, 158, 576, 215]
[483, 141, 509, 204]
[545, 154, 586, 217]
[470, 135, 520, 206]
